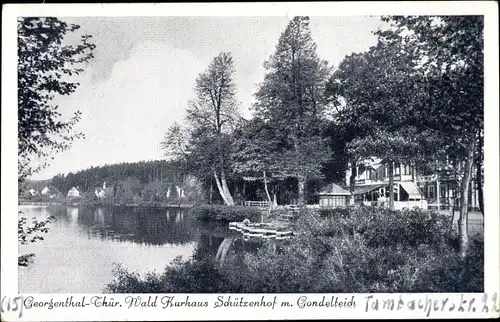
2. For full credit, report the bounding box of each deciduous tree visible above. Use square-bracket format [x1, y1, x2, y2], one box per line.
[18, 17, 95, 181]
[377, 16, 484, 256]
[252, 16, 332, 206]
[162, 53, 242, 205]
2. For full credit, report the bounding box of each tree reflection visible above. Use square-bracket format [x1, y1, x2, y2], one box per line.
[194, 222, 261, 263]
[72, 206, 199, 245]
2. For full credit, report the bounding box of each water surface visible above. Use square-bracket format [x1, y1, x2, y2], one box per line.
[18, 205, 252, 293]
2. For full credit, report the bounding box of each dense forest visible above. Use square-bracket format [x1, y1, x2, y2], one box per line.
[20, 157, 343, 206]
[20, 160, 206, 205]
[50, 159, 187, 193]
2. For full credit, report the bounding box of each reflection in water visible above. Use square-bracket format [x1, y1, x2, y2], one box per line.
[67, 206, 198, 246]
[196, 222, 261, 261]
[18, 205, 263, 293]
[95, 207, 105, 225]
[67, 207, 79, 224]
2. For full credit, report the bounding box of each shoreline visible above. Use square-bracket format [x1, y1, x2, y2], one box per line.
[18, 200, 194, 209]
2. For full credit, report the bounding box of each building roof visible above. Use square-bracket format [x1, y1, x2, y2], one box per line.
[349, 182, 425, 199]
[319, 183, 351, 196]
[352, 183, 387, 195]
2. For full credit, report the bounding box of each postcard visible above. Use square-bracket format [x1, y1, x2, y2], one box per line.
[1, 2, 499, 320]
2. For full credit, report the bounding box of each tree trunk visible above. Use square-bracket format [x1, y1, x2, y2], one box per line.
[213, 170, 230, 205]
[388, 161, 394, 210]
[475, 132, 484, 216]
[297, 175, 306, 207]
[291, 135, 306, 208]
[263, 171, 272, 204]
[220, 169, 235, 206]
[458, 139, 475, 258]
[349, 161, 357, 206]
[242, 180, 246, 204]
[477, 167, 483, 216]
[449, 196, 456, 233]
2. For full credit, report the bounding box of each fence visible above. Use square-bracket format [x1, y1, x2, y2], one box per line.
[244, 200, 271, 208]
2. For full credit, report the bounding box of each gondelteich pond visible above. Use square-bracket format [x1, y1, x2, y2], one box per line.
[18, 204, 258, 293]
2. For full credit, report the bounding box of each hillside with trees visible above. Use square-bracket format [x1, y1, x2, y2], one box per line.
[21, 159, 207, 205]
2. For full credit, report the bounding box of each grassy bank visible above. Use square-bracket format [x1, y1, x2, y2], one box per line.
[104, 206, 483, 293]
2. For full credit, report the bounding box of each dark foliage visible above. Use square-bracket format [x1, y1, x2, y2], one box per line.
[18, 211, 55, 266]
[18, 17, 95, 181]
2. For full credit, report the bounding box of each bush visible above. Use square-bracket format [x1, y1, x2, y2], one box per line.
[105, 206, 483, 293]
[313, 206, 452, 248]
[104, 256, 231, 293]
[191, 205, 261, 222]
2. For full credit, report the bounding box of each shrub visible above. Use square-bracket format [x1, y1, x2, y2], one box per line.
[104, 257, 231, 293]
[191, 205, 261, 222]
[311, 206, 452, 248]
[104, 263, 165, 293]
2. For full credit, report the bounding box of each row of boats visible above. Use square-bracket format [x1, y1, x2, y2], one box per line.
[228, 220, 293, 240]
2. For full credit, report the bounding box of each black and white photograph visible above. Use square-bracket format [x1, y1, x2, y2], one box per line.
[2, 2, 499, 320]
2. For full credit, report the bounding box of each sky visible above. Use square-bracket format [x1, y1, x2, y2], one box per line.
[29, 16, 387, 180]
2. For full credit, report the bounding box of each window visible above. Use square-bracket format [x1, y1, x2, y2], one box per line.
[428, 185, 435, 199]
[321, 196, 347, 207]
[395, 163, 401, 175]
[403, 164, 411, 175]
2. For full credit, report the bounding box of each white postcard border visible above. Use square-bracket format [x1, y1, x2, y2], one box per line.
[2, 2, 499, 321]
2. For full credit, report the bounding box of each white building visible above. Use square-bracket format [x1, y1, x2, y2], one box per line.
[176, 185, 185, 198]
[344, 158, 427, 210]
[41, 187, 50, 195]
[94, 182, 108, 199]
[345, 158, 482, 211]
[67, 187, 80, 198]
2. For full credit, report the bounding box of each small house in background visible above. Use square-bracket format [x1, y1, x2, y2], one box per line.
[318, 183, 350, 208]
[94, 182, 109, 199]
[28, 189, 38, 197]
[176, 185, 185, 198]
[41, 186, 50, 195]
[67, 187, 80, 198]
